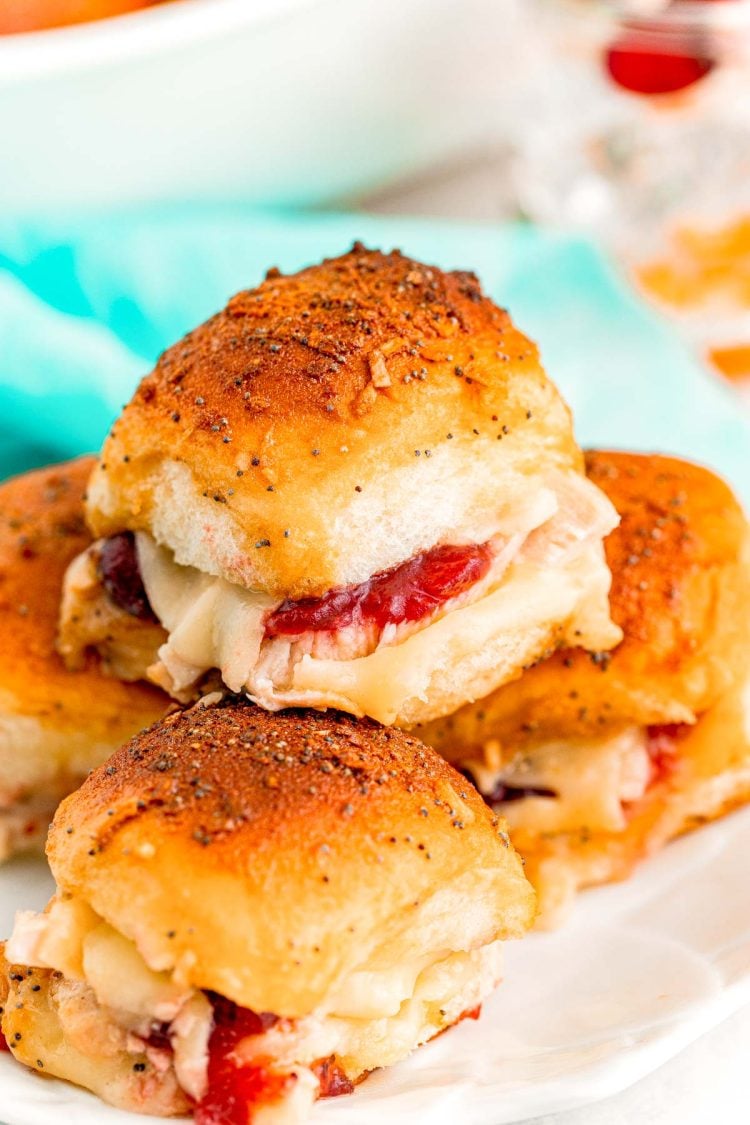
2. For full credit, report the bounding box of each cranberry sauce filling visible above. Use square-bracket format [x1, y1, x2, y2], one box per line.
[196, 995, 286, 1125]
[98, 532, 157, 623]
[432, 1003, 483, 1044]
[311, 1056, 355, 1098]
[459, 768, 558, 808]
[143, 1023, 172, 1052]
[645, 723, 688, 786]
[195, 995, 356, 1122]
[265, 542, 493, 639]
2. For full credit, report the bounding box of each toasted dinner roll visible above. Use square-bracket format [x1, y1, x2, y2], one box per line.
[86, 247, 583, 596]
[516, 681, 750, 926]
[60, 246, 620, 726]
[0, 460, 167, 860]
[2, 699, 534, 1121]
[418, 452, 750, 926]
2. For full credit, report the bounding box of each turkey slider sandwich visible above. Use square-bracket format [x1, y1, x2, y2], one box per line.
[59, 245, 620, 726]
[420, 452, 750, 925]
[2, 699, 534, 1121]
[0, 459, 166, 860]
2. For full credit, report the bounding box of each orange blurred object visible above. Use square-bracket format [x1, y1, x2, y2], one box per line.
[0, 0, 167, 34]
[638, 216, 750, 310]
[637, 216, 750, 381]
[709, 344, 750, 381]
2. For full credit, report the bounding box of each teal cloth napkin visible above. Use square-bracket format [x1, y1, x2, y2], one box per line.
[0, 209, 747, 501]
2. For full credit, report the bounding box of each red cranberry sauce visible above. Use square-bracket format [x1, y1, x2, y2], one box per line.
[645, 722, 688, 786]
[195, 996, 354, 1124]
[265, 542, 493, 638]
[195, 995, 287, 1125]
[311, 1056, 354, 1098]
[98, 532, 157, 623]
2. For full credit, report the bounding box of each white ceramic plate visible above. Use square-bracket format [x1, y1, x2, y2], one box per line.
[1, 805, 749, 1124]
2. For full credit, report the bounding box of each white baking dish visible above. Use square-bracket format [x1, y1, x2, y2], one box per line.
[0, 0, 525, 211]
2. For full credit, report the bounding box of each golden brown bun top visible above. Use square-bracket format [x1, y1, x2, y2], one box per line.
[104, 245, 547, 446]
[48, 699, 534, 1015]
[87, 245, 580, 595]
[0, 459, 166, 735]
[421, 451, 750, 755]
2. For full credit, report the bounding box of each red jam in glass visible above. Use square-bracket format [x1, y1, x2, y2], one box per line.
[265, 542, 493, 638]
[606, 2, 720, 97]
[606, 32, 713, 95]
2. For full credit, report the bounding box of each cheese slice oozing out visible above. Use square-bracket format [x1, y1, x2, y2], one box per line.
[6, 897, 505, 1117]
[132, 472, 620, 722]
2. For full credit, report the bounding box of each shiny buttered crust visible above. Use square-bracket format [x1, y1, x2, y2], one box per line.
[0, 461, 167, 807]
[521, 678, 750, 928]
[421, 451, 750, 758]
[86, 246, 582, 597]
[48, 700, 534, 1017]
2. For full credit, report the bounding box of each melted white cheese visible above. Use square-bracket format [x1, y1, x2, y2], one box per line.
[136, 533, 276, 695]
[252, 1070, 319, 1125]
[7, 896, 99, 978]
[468, 726, 652, 834]
[7, 899, 505, 1115]
[326, 955, 436, 1019]
[82, 922, 192, 1022]
[171, 992, 214, 1101]
[136, 536, 620, 726]
[275, 547, 619, 724]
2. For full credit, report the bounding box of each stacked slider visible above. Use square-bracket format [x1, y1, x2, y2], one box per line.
[420, 451, 750, 926]
[1, 246, 592, 1120]
[0, 459, 167, 861]
[58, 245, 622, 726]
[4, 247, 745, 1120]
[1, 701, 534, 1120]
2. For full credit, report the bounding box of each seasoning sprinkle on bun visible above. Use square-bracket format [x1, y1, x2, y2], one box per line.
[2, 699, 534, 1122]
[419, 452, 750, 926]
[60, 246, 620, 726]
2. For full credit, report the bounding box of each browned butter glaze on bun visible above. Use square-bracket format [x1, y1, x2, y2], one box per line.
[422, 452, 749, 753]
[61, 246, 621, 726]
[86, 246, 581, 594]
[0, 459, 167, 860]
[2, 699, 534, 1121]
[419, 452, 750, 926]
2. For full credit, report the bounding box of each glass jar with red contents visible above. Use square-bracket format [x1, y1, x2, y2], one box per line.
[510, 1, 750, 244]
[508, 1, 750, 388]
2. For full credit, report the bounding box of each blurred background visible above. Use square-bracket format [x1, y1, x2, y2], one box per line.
[0, 3, 746, 465]
[0, 0, 748, 485]
[1, 0, 750, 401]
[1, 2, 749, 482]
